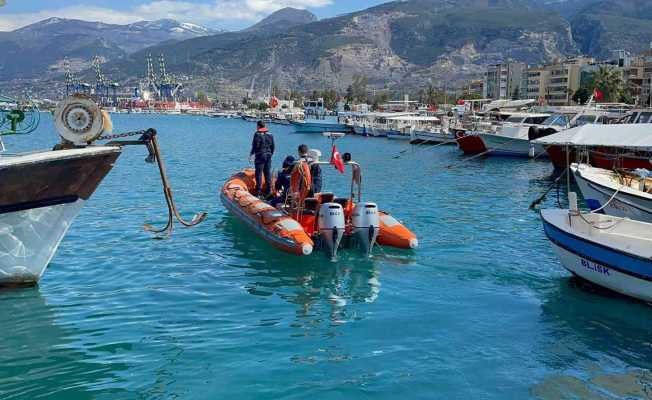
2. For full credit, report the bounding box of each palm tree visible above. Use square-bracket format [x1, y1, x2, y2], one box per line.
[593, 66, 625, 102]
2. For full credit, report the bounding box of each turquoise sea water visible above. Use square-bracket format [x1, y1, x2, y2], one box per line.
[1, 114, 652, 399]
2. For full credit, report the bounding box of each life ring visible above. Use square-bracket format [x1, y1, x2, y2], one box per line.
[290, 160, 312, 205]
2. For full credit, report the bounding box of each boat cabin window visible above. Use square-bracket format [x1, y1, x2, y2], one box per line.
[635, 112, 652, 124]
[523, 116, 549, 124]
[505, 116, 526, 123]
[542, 115, 569, 127]
[574, 114, 598, 126]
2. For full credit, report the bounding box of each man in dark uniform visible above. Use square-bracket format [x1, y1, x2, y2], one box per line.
[271, 155, 295, 207]
[250, 121, 275, 197]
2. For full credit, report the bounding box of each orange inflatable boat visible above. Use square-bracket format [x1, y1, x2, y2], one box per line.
[221, 156, 417, 259]
[220, 170, 314, 256]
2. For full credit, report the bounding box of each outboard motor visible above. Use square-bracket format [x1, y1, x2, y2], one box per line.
[352, 202, 380, 256]
[318, 203, 345, 260]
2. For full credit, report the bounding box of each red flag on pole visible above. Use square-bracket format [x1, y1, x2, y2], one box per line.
[269, 96, 279, 108]
[331, 145, 345, 174]
[593, 88, 604, 101]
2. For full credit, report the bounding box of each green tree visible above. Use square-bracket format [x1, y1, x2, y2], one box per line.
[572, 87, 591, 105]
[322, 89, 339, 110]
[196, 91, 211, 106]
[371, 91, 390, 109]
[349, 74, 369, 103]
[426, 84, 438, 105]
[593, 66, 625, 103]
[345, 85, 354, 103]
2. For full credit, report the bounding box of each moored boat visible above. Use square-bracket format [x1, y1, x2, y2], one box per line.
[541, 207, 652, 302]
[454, 130, 487, 154]
[291, 119, 352, 134]
[476, 113, 552, 158]
[534, 123, 652, 170]
[0, 95, 206, 286]
[572, 163, 652, 223]
[0, 146, 121, 284]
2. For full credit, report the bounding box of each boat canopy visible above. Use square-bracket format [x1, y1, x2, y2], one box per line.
[533, 123, 652, 149]
[386, 116, 440, 122]
[483, 99, 537, 111]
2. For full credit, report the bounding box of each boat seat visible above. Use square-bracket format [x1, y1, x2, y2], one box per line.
[320, 193, 335, 203]
[304, 198, 319, 211]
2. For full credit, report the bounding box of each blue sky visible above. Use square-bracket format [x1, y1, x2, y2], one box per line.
[0, 0, 388, 31]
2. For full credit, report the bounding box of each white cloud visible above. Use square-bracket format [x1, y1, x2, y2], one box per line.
[0, 0, 332, 31]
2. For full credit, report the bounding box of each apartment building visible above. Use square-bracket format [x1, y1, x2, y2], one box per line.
[518, 57, 593, 106]
[521, 66, 549, 103]
[627, 50, 652, 106]
[484, 62, 526, 100]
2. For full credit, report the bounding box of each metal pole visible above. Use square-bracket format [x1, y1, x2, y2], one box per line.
[566, 144, 571, 200]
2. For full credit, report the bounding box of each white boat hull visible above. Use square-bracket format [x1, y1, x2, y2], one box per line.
[479, 133, 546, 158]
[550, 242, 652, 302]
[412, 131, 454, 143]
[0, 200, 84, 284]
[542, 208, 652, 302]
[574, 167, 652, 223]
[386, 132, 411, 140]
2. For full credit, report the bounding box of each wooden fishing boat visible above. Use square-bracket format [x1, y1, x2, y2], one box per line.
[0, 95, 205, 286]
[220, 154, 417, 259]
[541, 208, 652, 302]
[572, 163, 652, 223]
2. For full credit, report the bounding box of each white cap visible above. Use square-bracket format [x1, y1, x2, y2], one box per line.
[307, 149, 322, 162]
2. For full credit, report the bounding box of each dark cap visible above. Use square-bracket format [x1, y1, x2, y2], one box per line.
[283, 156, 295, 168]
[257, 120, 266, 130]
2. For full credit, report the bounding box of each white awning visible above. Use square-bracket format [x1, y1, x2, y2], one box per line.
[483, 99, 537, 111]
[533, 123, 652, 149]
[386, 116, 440, 122]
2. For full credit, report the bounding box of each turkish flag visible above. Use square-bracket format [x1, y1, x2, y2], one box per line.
[331, 145, 345, 174]
[269, 96, 279, 108]
[593, 89, 604, 101]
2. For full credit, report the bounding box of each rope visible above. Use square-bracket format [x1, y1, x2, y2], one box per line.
[574, 169, 625, 231]
[392, 137, 457, 159]
[529, 168, 568, 210]
[589, 171, 624, 214]
[445, 134, 531, 169]
[577, 212, 624, 230]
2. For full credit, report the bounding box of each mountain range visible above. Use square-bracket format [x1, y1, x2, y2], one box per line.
[0, 18, 218, 80]
[3, 0, 652, 95]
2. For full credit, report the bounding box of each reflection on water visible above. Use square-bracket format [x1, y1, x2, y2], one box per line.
[222, 216, 383, 327]
[532, 370, 652, 400]
[0, 288, 130, 399]
[533, 278, 652, 399]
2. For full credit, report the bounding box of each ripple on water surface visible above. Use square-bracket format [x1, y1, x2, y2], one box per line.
[1, 116, 652, 399]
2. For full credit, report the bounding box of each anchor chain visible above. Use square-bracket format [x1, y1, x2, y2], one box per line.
[100, 128, 208, 238]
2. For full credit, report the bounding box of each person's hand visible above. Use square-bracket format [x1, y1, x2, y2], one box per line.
[248, 155, 254, 164]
